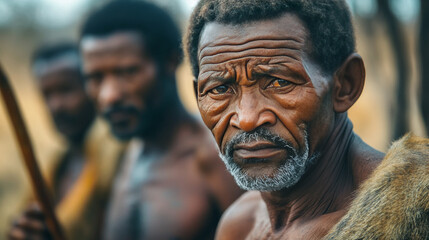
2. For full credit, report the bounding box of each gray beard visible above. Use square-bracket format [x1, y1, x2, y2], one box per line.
[219, 129, 317, 192]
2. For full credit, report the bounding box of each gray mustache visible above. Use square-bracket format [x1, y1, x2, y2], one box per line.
[223, 128, 296, 158]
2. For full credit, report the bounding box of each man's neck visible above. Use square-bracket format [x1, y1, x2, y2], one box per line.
[67, 114, 95, 149]
[140, 99, 193, 153]
[68, 136, 86, 154]
[260, 113, 355, 231]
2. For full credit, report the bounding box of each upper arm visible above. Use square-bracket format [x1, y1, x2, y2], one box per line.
[215, 191, 260, 240]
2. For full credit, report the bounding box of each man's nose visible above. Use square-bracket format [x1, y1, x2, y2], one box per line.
[98, 76, 122, 107]
[230, 91, 276, 132]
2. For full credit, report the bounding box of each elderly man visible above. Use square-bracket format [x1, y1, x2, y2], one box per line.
[79, 1, 242, 239]
[185, 0, 429, 239]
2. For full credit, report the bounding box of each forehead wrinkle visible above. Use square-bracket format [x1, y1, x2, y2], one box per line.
[200, 63, 230, 77]
[199, 38, 303, 63]
[200, 47, 301, 66]
[200, 53, 300, 69]
[199, 36, 303, 56]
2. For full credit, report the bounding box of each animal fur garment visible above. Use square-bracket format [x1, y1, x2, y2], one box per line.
[325, 134, 429, 240]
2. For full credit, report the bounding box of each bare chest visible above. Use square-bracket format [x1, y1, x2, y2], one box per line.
[103, 152, 217, 240]
[245, 208, 341, 240]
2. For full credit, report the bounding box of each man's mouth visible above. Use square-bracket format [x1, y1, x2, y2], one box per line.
[103, 106, 139, 125]
[233, 141, 287, 161]
[108, 110, 132, 123]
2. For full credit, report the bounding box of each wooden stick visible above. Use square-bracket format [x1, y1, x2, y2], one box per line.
[0, 64, 66, 240]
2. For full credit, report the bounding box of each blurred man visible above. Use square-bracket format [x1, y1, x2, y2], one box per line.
[79, 1, 243, 239]
[8, 43, 123, 240]
[185, 0, 429, 239]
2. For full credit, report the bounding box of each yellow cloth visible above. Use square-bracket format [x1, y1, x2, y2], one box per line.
[45, 118, 124, 240]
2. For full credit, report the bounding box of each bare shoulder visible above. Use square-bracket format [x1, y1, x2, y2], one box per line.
[349, 134, 385, 185]
[215, 191, 261, 240]
[178, 118, 244, 211]
[172, 118, 225, 174]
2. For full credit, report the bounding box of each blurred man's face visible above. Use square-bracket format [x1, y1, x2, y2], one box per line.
[196, 14, 335, 191]
[81, 32, 159, 140]
[35, 57, 95, 143]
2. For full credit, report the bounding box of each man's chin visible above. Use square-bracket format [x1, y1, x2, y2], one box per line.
[112, 132, 135, 141]
[219, 153, 317, 192]
[231, 170, 302, 192]
[110, 125, 140, 141]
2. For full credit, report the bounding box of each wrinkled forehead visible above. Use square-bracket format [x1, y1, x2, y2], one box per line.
[197, 13, 309, 64]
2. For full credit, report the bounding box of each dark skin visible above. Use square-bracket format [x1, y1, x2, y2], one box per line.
[37, 57, 96, 203]
[37, 60, 95, 144]
[80, 32, 243, 239]
[8, 57, 96, 239]
[82, 33, 157, 141]
[196, 14, 384, 239]
[8, 204, 52, 240]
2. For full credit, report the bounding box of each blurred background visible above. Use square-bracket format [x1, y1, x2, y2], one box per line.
[0, 0, 426, 236]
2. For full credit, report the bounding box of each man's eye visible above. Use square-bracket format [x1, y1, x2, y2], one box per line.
[209, 85, 231, 94]
[117, 66, 139, 77]
[268, 79, 291, 88]
[85, 73, 103, 83]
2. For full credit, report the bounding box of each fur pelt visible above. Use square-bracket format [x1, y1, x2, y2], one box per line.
[325, 134, 429, 240]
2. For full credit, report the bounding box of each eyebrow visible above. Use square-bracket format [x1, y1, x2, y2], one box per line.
[252, 63, 309, 83]
[197, 73, 234, 93]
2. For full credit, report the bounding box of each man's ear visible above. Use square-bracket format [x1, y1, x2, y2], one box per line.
[332, 53, 365, 113]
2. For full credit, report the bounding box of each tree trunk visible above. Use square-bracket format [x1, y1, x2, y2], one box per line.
[420, 0, 429, 136]
[378, 0, 410, 140]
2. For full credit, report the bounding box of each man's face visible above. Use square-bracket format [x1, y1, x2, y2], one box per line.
[81, 32, 159, 140]
[35, 59, 94, 142]
[197, 14, 335, 191]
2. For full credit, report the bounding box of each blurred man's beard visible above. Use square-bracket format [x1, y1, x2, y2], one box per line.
[53, 108, 94, 143]
[103, 76, 176, 141]
[102, 103, 161, 141]
[53, 112, 77, 135]
[219, 128, 317, 192]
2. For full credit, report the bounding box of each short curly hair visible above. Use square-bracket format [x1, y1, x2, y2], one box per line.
[185, 0, 355, 78]
[81, 0, 182, 66]
[32, 42, 78, 65]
